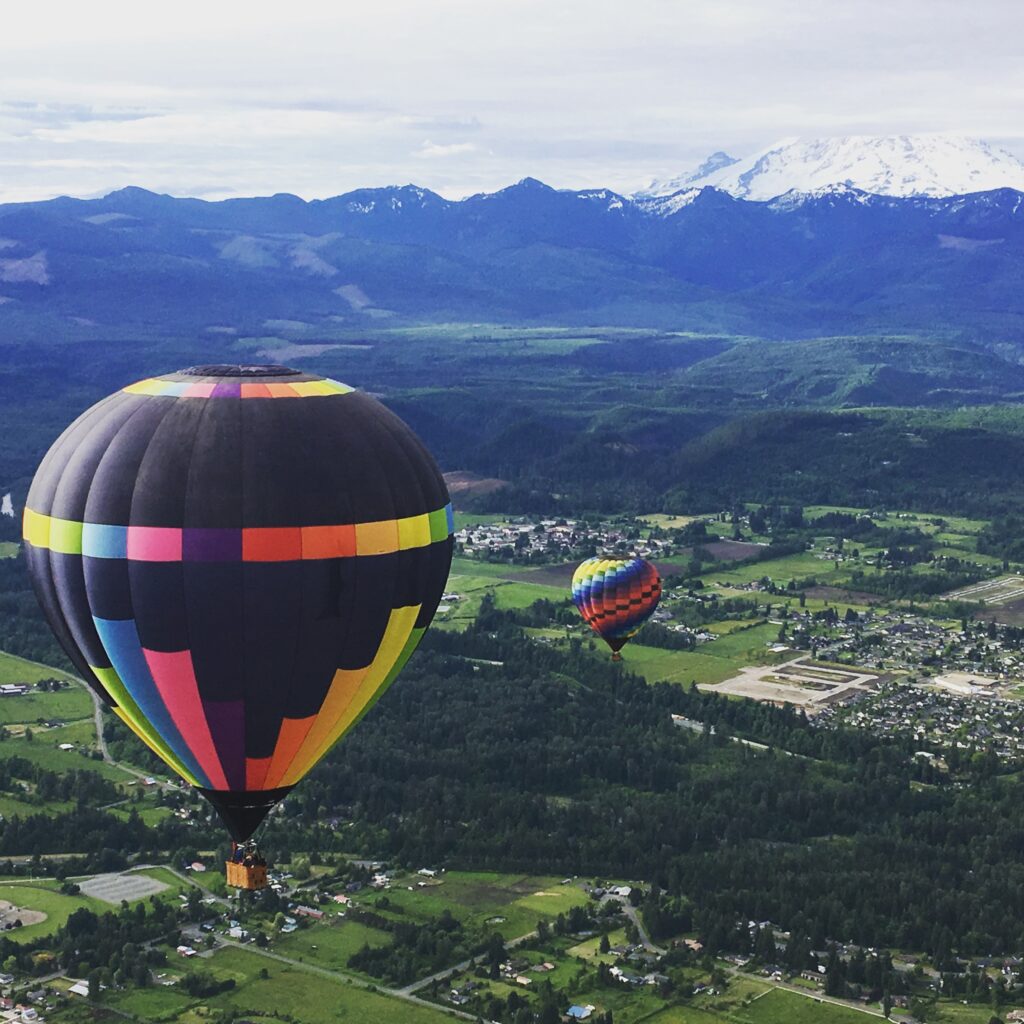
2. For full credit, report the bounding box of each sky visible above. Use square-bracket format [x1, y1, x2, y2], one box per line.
[1, 0, 1023, 203]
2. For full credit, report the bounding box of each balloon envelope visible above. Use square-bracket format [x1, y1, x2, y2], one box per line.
[23, 365, 453, 840]
[571, 557, 661, 654]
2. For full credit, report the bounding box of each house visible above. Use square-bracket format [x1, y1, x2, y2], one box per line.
[57, 744, 74, 752]
[295, 905, 323, 919]
[566, 1007, 595, 1021]
[228, 926, 248, 940]
[417, 868, 437, 877]
[280, 924, 298, 934]
[0, 974, 14, 985]
[175, 945, 197, 957]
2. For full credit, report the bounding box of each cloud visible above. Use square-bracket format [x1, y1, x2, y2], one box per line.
[0, 0, 1020, 201]
[416, 140, 478, 159]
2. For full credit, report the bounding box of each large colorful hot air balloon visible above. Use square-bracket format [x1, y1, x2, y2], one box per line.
[571, 557, 661, 660]
[23, 365, 453, 846]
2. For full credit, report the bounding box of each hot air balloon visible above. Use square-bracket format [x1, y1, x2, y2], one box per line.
[571, 557, 661, 660]
[23, 365, 453, 878]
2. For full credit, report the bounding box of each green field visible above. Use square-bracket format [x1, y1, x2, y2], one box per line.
[0, 729, 134, 783]
[113, 944, 451, 1024]
[727, 987, 879, 1023]
[438, 572, 566, 631]
[0, 649, 75, 686]
[273, 916, 391, 973]
[0, 880, 108, 941]
[642, 1007, 725, 1024]
[0, 542, 17, 559]
[0, 687, 92, 726]
[353, 871, 590, 940]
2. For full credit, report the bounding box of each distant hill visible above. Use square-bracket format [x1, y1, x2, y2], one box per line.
[2, 177, 1024, 341]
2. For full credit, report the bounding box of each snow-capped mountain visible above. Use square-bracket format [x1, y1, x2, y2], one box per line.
[642, 151, 739, 197]
[641, 136, 1024, 200]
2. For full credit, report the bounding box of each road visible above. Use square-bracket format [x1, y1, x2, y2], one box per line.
[617, 899, 664, 955]
[397, 927, 537, 996]
[724, 965, 911, 1022]
[219, 939, 481, 1021]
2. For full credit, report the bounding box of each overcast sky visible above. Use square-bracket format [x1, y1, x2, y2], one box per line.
[1, 0, 1022, 203]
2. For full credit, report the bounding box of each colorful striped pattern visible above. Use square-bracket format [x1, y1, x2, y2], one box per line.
[122, 377, 353, 399]
[79, 607, 425, 794]
[571, 557, 662, 652]
[23, 505, 454, 561]
[23, 364, 455, 839]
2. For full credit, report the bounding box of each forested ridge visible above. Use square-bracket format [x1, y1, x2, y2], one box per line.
[274, 611, 1024, 957]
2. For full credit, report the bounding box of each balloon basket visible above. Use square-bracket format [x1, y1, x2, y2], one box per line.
[611, 652, 622, 662]
[226, 843, 269, 891]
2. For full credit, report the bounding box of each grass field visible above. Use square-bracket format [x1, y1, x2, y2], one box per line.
[0, 542, 17, 559]
[0, 729, 133, 783]
[0, 880, 108, 941]
[618, 623, 783, 687]
[355, 871, 590, 939]
[644, 1007, 730, 1024]
[273, 917, 391, 974]
[103, 943, 453, 1023]
[0, 687, 92, 726]
[202, 945, 450, 1023]
[0, 649, 74, 686]
[438, 572, 566, 631]
[702, 986, 878, 1023]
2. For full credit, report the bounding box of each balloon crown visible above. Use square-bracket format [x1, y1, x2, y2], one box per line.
[180, 364, 302, 377]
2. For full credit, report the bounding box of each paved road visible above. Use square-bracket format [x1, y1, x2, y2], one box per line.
[618, 899, 664, 955]
[398, 928, 537, 996]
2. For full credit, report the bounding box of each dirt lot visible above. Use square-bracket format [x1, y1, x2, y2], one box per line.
[0, 899, 45, 928]
[444, 471, 510, 506]
[704, 656, 880, 712]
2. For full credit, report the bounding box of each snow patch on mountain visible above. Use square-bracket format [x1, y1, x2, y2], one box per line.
[635, 188, 704, 217]
[643, 136, 1024, 201]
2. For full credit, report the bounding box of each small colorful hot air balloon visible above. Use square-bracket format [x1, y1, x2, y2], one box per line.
[571, 557, 661, 660]
[23, 365, 453, 855]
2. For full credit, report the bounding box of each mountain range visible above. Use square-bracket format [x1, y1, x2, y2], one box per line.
[2, 144, 1024, 344]
[643, 135, 1024, 200]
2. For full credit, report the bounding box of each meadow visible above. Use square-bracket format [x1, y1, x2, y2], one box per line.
[103, 944, 453, 1024]
[350, 870, 591, 940]
[0, 879, 108, 941]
